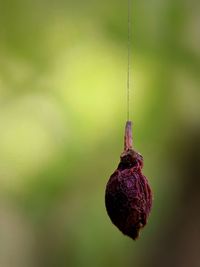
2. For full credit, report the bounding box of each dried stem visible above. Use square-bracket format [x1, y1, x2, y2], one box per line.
[124, 121, 133, 151]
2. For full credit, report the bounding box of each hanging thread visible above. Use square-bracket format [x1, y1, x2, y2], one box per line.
[127, 0, 131, 121]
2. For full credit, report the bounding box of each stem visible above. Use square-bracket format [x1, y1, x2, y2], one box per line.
[124, 121, 133, 151]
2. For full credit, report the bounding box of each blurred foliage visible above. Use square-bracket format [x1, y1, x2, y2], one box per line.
[0, 0, 200, 267]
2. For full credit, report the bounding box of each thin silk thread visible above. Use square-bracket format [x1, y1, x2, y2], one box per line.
[127, 0, 131, 121]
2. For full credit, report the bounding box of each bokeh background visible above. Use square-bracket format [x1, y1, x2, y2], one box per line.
[0, 0, 200, 267]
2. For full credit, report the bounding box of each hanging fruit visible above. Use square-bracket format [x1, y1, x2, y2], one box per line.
[105, 121, 152, 239]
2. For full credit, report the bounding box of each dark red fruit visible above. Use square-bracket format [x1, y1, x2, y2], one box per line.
[105, 121, 152, 240]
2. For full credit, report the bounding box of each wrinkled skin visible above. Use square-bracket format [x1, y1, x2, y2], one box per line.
[105, 149, 152, 240]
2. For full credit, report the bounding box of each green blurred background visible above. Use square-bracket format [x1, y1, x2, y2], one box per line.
[0, 0, 200, 267]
